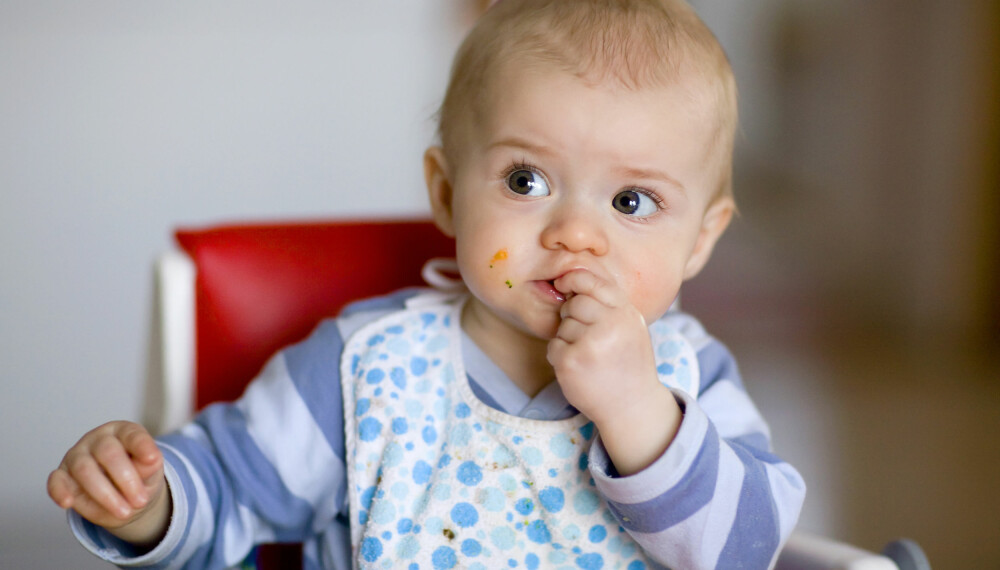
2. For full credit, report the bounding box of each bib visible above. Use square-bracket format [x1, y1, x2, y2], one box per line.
[341, 293, 699, 569]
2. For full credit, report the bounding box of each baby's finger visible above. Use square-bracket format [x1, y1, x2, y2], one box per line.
[560, 292, 605, 325]
[65, 487, 128, 527]
[555, 316, 588, 344]
[547, 337, 570, 367]
[49, 470, 119, 525]
[553, 269, 622, 307]
[116, 423, 162, 480]
[67, 454, 134, 519]
[93, 436, 150, 509]
[47, 468, 81, 509]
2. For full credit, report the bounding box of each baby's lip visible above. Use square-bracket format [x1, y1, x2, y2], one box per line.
[533, 278, 566, 302]
[535, 268, 591, 301]
[537, 274, 565, 293]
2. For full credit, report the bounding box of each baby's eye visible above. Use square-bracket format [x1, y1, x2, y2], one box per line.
[613, 189, 659, 216]
[506, 169, 550, 197]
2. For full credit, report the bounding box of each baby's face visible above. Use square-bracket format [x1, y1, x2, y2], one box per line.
[432, 63, 732, 341]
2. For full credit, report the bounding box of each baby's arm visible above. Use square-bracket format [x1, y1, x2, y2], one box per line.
[549, 270, 805, 569]
[47, 421, 171, 549]
[51, 319, 356, 568]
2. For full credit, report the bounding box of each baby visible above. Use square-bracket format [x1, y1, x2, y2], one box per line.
[49, 1, 805, 568]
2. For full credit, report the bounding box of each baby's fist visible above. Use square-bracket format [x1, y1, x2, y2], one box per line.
[48, 421, 165, 530]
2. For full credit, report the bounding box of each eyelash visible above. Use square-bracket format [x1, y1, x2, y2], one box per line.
[497, 159, 668, 218]
[626, 187, 668, 221]
[498, 159, 540, 182]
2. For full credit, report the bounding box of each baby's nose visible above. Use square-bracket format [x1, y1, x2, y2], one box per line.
[539, 205, 609, 256]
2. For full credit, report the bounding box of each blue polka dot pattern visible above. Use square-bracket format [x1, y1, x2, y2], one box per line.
[455, 461, 483, 486]
[431, 546, 456, 569]
[342, 295, 698, 568]
[538, 486, 565, 513]
[360, 537, 382, 562]
[461, 538, 482, 557]
[450, 503, 478, 528]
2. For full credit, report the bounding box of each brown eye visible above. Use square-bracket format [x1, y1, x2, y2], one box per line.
[506, 169, 550, 197]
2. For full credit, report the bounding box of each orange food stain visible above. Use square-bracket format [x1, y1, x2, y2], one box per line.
[489, 248, 508, 268]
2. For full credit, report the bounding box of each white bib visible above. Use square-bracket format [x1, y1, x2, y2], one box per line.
[341, 293, 699, 569]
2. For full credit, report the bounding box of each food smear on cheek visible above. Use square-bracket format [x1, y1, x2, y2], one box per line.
[488, 248, 508, 269]
[489, 248, 513, 289]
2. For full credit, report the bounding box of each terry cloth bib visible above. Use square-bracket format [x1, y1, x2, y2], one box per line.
[341, 292, 700, 570]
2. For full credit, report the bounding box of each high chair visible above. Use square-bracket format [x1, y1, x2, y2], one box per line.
[142, 219, 931, 570]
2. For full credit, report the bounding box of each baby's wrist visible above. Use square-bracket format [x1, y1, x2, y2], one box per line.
[106, 479, 172, 551]
[593, 384, 681, 476]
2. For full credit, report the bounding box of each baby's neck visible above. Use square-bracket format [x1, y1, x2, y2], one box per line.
[492, 346, 554, 399]
[460, 309, 554, 399]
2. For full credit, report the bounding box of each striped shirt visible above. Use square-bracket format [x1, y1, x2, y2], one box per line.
[70, 289, 805, 569]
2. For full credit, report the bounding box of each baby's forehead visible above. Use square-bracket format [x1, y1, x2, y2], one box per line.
[479, 57, 727, 130]
[470, 31, 734, 134]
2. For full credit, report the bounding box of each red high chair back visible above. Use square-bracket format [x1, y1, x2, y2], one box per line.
[176, 219, 455, 410]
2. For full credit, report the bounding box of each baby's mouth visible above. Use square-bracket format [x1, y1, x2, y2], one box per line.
[538, 278, 566, 302]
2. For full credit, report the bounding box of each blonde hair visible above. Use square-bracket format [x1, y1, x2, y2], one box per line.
[437, 0, 738, 199]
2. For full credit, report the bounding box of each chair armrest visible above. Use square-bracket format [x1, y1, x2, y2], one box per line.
[142, 250, 196, 435]
[775, 531, 899, 570]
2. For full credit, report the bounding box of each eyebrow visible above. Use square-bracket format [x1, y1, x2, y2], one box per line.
[488, 136, 686, 193]
[487, 136, 554, 157]
[617, 166, 687, 193]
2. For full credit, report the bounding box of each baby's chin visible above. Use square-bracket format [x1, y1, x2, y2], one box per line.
[498, 309, 562, 345]
[506, 315, 560, 344]
[461, 297, 559, 345]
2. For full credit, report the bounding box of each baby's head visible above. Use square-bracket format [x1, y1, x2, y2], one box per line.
[425, 0, 739, 341]
[438, 0, 738, 201]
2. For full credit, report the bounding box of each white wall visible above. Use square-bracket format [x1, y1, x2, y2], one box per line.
[0, 2, 467, 565]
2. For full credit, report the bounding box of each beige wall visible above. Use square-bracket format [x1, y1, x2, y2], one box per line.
[690, 0, 1000, 566]
[698, 0, 998, 342]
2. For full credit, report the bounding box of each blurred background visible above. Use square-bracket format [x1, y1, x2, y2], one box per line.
[1, 1, 996, 567]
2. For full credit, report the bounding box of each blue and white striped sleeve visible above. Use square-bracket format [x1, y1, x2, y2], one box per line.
[587, 315, 806, 570]
[67, 317, 353, 569]
[67, 289, 419, 569]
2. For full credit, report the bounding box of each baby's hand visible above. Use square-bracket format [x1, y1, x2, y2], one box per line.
[547, 269, 661, 425]
[47, 421, 167, 541]
[547, 269, 682, 474]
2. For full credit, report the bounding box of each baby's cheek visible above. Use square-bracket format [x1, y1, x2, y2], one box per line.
[628, 268, 681, 320]
[458, 243, 513, 295]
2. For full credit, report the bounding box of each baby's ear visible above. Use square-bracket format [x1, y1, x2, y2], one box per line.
[424, 146, 456, 238]
[683, 196, 734, 280]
